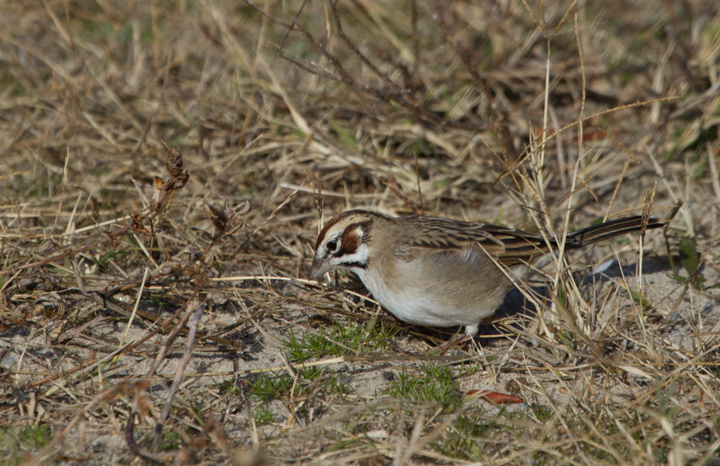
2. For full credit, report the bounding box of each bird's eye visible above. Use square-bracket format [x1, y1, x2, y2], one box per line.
[326, 239, 338, 251]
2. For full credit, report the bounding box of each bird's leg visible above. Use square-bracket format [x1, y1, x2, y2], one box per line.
[434, 328, 473, 355]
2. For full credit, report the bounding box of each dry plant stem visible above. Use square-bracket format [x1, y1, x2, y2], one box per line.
[549, 13, 588, 319]
[241, 301, 297, 380]
[114, 266, 150, 366]
[603, 159, 631, 222]
[428, 0, 518, 157]
[245, 0, 358, 85]
[552, 96, 678, 144]
[0, 223, 134, 277]
[637, 186, 656, 294]
[277, 0, 308, 57]
[429, 3, 492, 103]
[1, 142, 187, 277]
[306, 170, 324, 229]
[588, 123, 640, 163]
[129, 56, 173, 158]
[72, 257, 88, 296]
[330, 0, 396, 89]
[145, 291, 201, 379]
[27, 299, 188, 389]
[499, 96, 676, 187]
[26, 384, 130, 466]
[410, 0, 419, 76]
[151, 302, 207, 452]
[25, 303, 193, 465]
[86, 288, 238, 347]
[707, 141, 720, 203]
[122, 294, 199, 461]
[245, 0, 484, 130]
[380, 177, 420, 215]
[413, 152, 423, 213]
[535, 41, 551, 205]
[126, 390, 174, 464]
[51, 148, 70, 233]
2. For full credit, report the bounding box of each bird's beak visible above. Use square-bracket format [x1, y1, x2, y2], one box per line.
[309, 257, 331, 280]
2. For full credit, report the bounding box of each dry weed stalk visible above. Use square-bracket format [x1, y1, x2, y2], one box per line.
[18, 141, 253, 462]
[0, 142, 187, 278]
[245, 0, 499, 133]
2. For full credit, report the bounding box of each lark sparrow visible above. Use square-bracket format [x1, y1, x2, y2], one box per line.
[309, 210, 664, 338]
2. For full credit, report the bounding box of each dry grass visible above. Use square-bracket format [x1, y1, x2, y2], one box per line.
[1, 0, 720, 464]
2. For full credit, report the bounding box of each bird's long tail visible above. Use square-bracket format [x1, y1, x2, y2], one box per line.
[564, 216, 665, 250]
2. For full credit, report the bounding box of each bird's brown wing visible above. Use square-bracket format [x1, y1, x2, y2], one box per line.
[395, 215, 664, 267]
[395, 217, 549, 267]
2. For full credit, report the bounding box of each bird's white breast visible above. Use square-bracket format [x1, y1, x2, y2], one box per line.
[353, 250, 509, 329]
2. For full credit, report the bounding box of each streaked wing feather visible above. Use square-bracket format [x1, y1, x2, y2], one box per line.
[397, 217, 551, 267]
[395, 215, 663, 267]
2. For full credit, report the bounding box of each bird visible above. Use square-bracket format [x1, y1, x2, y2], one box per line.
[309, 209, 665, 343]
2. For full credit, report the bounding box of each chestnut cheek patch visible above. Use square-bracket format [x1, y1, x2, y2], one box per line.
[340, 229, 360, 255]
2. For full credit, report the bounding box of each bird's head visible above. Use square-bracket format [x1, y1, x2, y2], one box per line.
[309, 210, 380, 279]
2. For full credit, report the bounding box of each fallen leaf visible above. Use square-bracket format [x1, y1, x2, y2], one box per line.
[466, 390, 524, 404]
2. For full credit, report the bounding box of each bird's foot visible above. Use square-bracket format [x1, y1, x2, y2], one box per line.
[434, 332, 473, 355]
